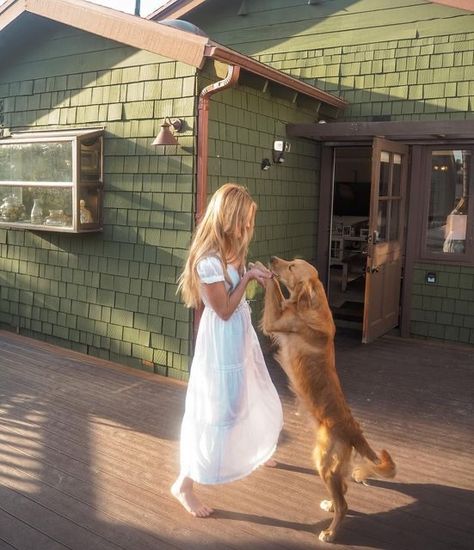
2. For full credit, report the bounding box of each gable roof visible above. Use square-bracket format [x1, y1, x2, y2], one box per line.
[0, 0, 346, 110]
[147, 0, 474, 20]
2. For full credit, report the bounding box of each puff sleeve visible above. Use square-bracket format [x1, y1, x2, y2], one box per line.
[197, 256, 225, 284]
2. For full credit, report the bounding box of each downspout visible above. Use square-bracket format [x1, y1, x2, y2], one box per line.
[193, 63, 240, 340]
[196, 63, 240, 223]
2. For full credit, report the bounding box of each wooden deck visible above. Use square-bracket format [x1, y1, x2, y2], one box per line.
[0, 328, 472, 550]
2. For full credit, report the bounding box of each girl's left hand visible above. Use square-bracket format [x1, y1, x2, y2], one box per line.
[247, 266, 273, 287]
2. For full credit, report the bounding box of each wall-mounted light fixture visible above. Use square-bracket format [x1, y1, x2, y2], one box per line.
[261, 158, 271, 171]
[272, 139, 291, 164]
[152, 117, 183, 146]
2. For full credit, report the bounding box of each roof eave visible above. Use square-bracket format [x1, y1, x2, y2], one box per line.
[0, 0, 209, 68]
[206, 44, 347, 110]
[0, 0, 346, 113]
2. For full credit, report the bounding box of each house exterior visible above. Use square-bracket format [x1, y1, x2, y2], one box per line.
[0, 0, 472, 383]
[0, 0, 346, 379]
[150, 0, 474, 346]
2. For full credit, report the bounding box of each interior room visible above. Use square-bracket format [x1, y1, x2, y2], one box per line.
[329, 147, 371, 325]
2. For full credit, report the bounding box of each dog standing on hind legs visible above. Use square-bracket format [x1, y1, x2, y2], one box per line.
[259, 256, 396, 543]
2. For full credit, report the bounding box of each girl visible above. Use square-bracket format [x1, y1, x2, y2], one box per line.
[171, 183, 283, 517]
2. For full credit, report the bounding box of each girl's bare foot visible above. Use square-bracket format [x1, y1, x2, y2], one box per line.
[264, 458, 278, 467]
[171, 479, 214, 518]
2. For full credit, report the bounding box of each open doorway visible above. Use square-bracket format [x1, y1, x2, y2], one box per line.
[329, 147, 371, 327]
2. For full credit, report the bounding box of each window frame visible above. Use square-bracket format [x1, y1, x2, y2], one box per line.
[0, 128, 104, 233]
[417, 143, 474, 266]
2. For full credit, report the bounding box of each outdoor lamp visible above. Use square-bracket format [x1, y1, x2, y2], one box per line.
[272, 139, 291, 163]
[152, 118, 183, 146]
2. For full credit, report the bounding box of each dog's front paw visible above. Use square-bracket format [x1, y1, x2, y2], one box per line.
[318, 529, 335, 543]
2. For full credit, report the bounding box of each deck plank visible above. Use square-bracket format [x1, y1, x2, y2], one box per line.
[0, 329, 472, 549]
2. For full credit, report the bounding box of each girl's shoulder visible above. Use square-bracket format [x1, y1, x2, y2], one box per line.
[197, 255, 225, 284]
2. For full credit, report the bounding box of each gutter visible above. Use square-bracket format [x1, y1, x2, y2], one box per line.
[206, 44, 347, 110]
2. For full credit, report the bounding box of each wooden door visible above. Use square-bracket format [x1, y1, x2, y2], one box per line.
[363, 138, 409, 343]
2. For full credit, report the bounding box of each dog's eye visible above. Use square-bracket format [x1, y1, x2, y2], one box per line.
[289, 264, 294, 271]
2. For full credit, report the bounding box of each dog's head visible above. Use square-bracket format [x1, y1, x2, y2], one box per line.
[269, 256, 322, 309]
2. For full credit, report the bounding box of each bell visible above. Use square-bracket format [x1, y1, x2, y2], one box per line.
[152, 118, 183, 146]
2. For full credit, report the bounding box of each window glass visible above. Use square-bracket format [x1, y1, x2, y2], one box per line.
[392, 154, 401, 196]
[426, 150, 470, 254]
[389, 199, 400, 241]
[379, 151, 390, 197]
[0, 141, 73, 183]
[0, 185, 72, 227]
[376, 200, 387, 242]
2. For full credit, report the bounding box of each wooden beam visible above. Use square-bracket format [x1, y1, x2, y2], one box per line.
[0, 0, 208, 68]
[0, 0, 347, 114]
[287, 120, 474, 141]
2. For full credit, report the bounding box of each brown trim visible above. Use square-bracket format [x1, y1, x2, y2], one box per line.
[196, 64, 240, 224]
[0, 0, 209, 67]
[193, 64, 240, 344]
[417, 144, 474, 266]
[400, 146, 424, 337]
[206, 44, 347, 110]
[0, 0, 346, 111]
[288, 120, 474, 142]
[316, 145, 334, 290]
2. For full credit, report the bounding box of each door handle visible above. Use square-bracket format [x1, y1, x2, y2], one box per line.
[367, 265, 380, 273]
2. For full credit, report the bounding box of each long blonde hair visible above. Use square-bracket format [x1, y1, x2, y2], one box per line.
[178, 183, 257, 308]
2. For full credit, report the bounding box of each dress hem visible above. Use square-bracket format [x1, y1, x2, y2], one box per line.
[184, 442, 279, 486]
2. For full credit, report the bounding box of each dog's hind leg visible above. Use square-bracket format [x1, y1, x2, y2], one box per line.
[314, 432, 350, 543]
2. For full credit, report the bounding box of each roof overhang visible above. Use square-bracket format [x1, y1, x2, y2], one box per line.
[287, 120, 474, 143]
[0, 0, 209, 67]
[0, 0, 346, 113]
[147, 0, 474, 20]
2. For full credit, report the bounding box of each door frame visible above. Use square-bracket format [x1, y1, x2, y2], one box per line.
[317, 140, 411, 341]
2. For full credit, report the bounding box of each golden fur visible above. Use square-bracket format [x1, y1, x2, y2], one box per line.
[260, 257, 395, 543]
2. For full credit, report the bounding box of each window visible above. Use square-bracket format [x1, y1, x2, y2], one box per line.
[0, 128, 103, 233]
[422, 147, 473, 262]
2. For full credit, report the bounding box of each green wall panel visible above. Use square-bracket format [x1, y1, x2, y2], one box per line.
[411, 264, 474, 345]
[188, 0, 474, 122]
[0, 23, 197, 377]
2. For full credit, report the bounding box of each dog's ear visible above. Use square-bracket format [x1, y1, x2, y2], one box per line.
[296, 277, 318, 309]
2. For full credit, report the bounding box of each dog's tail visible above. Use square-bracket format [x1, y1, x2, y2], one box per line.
[351, 434, 396, 483]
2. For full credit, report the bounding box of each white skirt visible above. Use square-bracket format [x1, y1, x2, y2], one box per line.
[179, 300, 283, 484]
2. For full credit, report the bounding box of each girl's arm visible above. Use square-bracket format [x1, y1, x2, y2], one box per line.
[203, 267, 272, 321]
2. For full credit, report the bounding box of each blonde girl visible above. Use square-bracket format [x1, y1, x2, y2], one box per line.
[171, 183, 283, 517]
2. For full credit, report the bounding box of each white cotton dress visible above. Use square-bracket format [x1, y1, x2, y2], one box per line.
[179, 255, 283, 485]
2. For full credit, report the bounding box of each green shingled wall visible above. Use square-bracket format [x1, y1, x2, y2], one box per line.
[197, 61, 321, 322]
[186, 0, 474, 346]
[0, 24, 197, 379]
[411, 264, 474, 344]
[200, 66, 320, 262]
[189, 0, 474, 121]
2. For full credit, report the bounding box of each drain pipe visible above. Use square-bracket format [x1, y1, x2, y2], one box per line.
[196, 63, 240, 224]
[193, 64, 240, 341]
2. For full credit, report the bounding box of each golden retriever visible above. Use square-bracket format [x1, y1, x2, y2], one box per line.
[259, 257, 395, 543]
